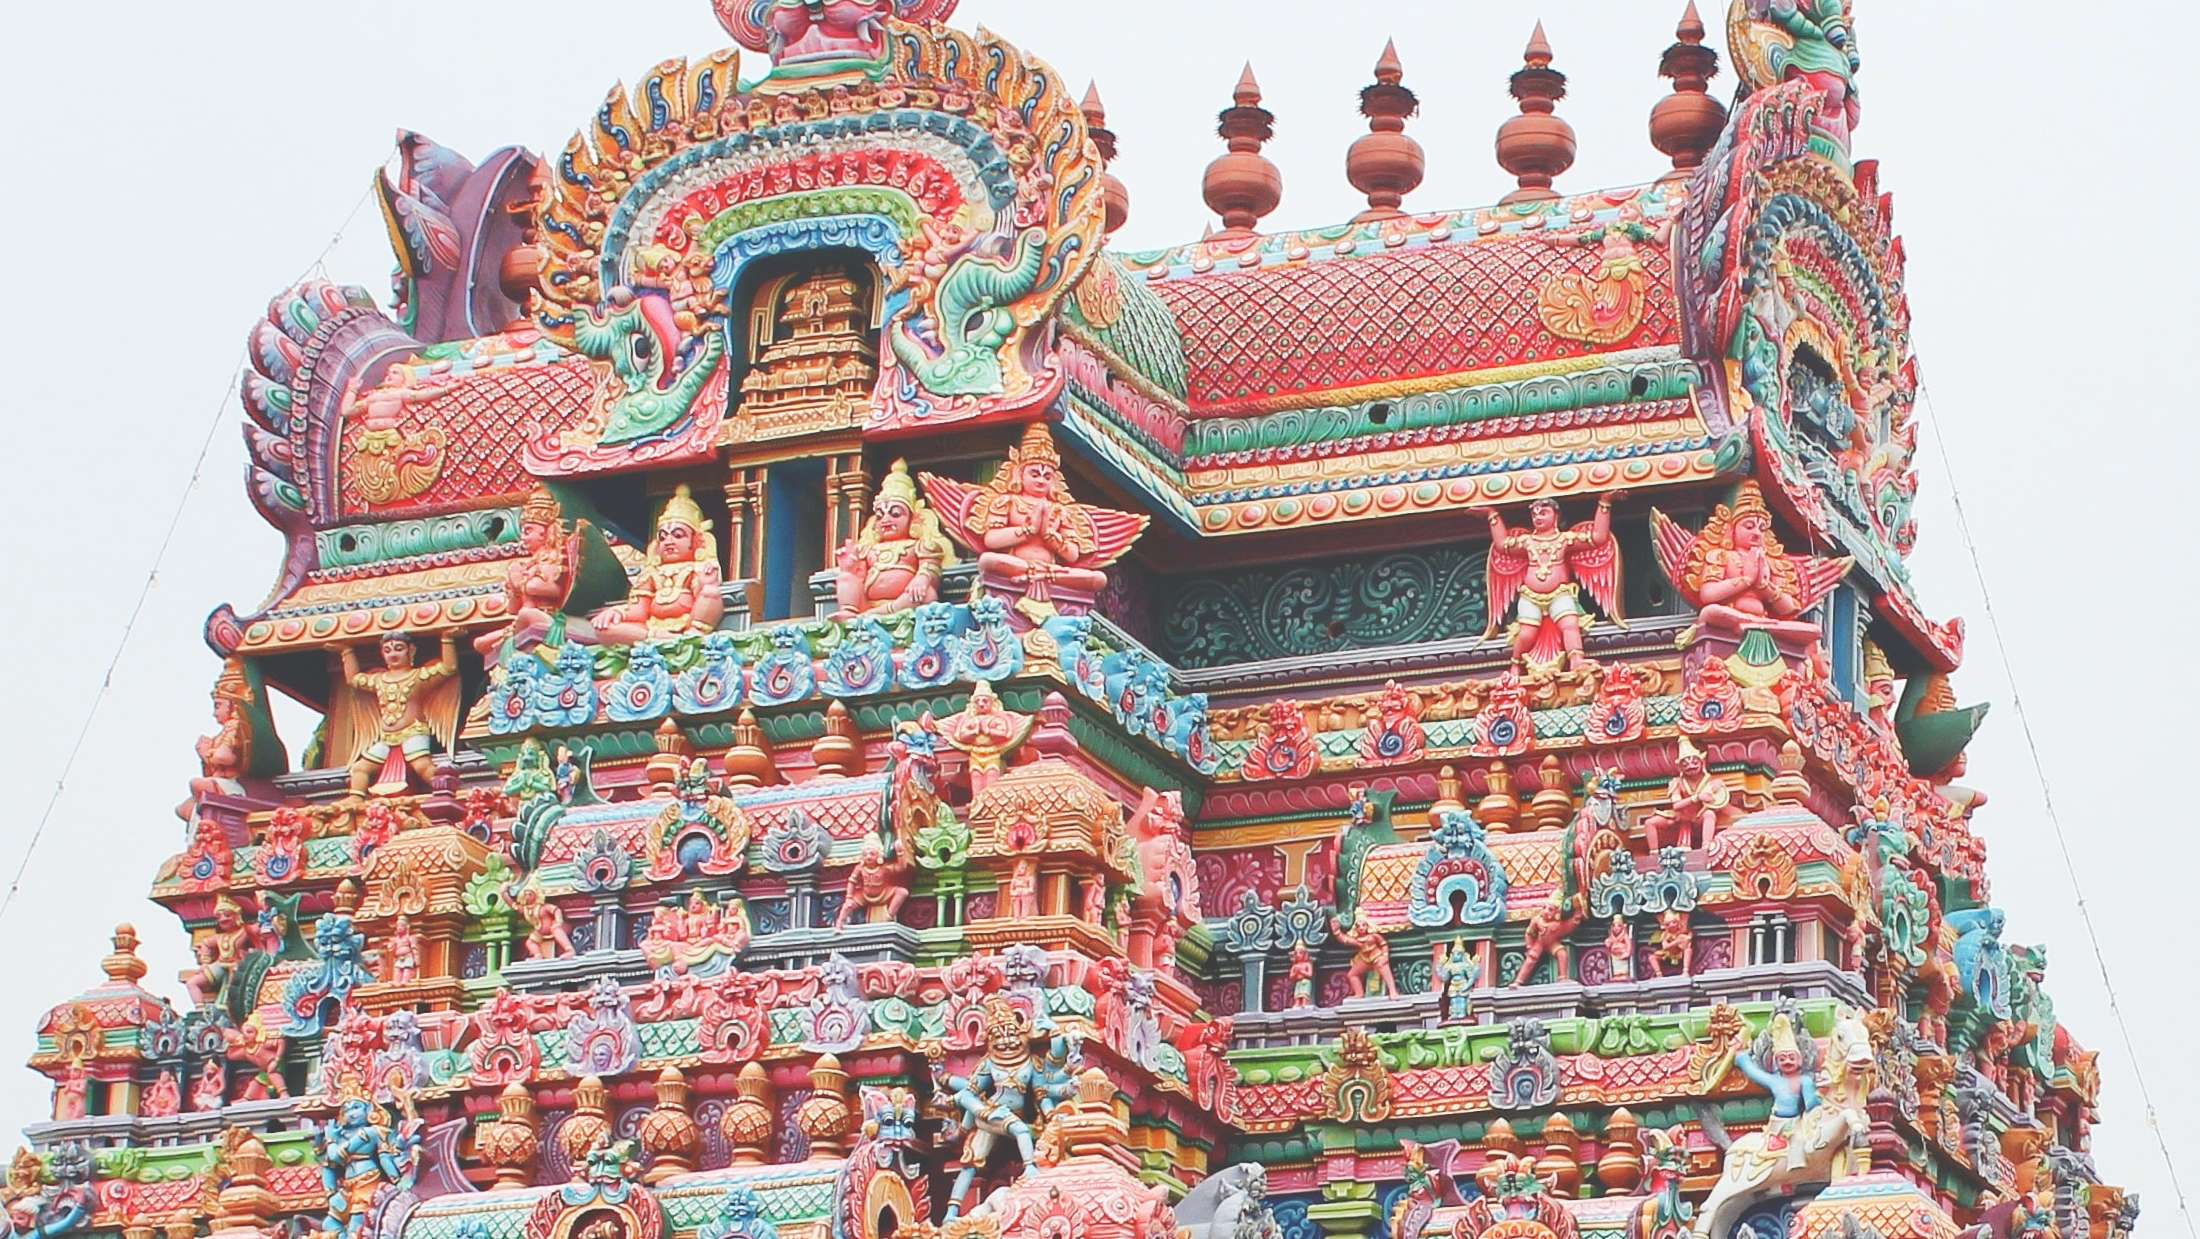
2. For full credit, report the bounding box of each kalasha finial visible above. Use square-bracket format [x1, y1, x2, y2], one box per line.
[1496, 21, 1577, 205]
[1651, 2, 1727, 180]
[1082, 83, 1130, 236]
[1203, 63, 1283, 236]
[102, 924, 147, 986]
[1347, 40, 1424, 221]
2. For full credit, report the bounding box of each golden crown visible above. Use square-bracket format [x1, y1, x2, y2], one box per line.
[522, 485, 565, 528]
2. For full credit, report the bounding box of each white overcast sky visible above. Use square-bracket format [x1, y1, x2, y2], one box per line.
[1, 0, 2193, 1223]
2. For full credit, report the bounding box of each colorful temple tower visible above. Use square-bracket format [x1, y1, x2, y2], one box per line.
[12, 4, 2136, 1239]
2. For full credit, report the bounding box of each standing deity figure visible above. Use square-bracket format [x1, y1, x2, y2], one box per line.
[1481, 493, 1626, 673]
[335, 633, 460, 797]
[937, 681, 1035, 800]
[1287, 944, 1316, 1009]
[1434, 939, 1479, 1021]
[1332, 913, 1397, 1000]
[593, 485, 725, 644]
[1007, 857, 1041, 921]
[386, 916, 421, 984]
[180, 660, 255, 819]
[931, 998, 1083, 1221]
[476, 486, 618, 666]
[1651, 483, 1851, 643]
[1644, 738, 1738, 850]
[834, 460, 959, 617]
[181, 896, 255, 1009]
[313, 1085, 420, 1239]
[922, 424, 1149, 623]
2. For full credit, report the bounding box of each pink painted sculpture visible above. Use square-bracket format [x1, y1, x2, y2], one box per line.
[1480, 492, 1625, 672]
[1643, 737, 1738, 850]
[1651, 481, 1851, 641]
[922, 423, 1148, 622]
[834, 460, 958, 618]
[592, 485, 724, 644]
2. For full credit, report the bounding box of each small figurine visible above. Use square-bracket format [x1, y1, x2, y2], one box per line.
[1643, 738, 1738, 850]
[922, 423, 1149, 622]
[179, 896, 254, 1010]
[180, 660, 255, 819]
[1007, 857, 1040, 920]
[834, 460, 959, 617]
[936, 681, 1035, 801]
[1434, 939, 1479, 1020]
[1287, 943, 1316, 1008]
[1649, 909, 1694, 978]
[592, 485, 725, 644]
[141, 1069, 181, 1119]
[514, 885, 576, 959]
[335, 633, 460, 797]
[52, 1064, 87, 1121]
[1650, 482, 1852, 642]
[835, 838, 912, 927]
[223, 1014, 288, 1101]
[1605, 916, 1636, 982]
[191, 1059, 226, 1112]
[1332, 912, 1397, 1000]
[1479, 492, 1626, 672]
[387, 915, 421, 984]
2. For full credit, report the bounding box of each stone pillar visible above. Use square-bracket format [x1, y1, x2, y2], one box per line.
[723, 467, 768, 618]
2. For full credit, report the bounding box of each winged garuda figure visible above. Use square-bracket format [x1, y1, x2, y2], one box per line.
[922, 422, 1147, 622]
[1650, 480, 1851, 642]
[1481, 493, 1625, 673]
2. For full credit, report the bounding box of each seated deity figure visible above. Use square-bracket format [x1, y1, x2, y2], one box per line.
[337, 633, 460, 797]
[475, 485, 610, 665]
[922, 423, 1148, 623]
[593, 485, 725, 644]
[1643, 737, 1739, 850]
[180, 895, 255, 1009]
[1651, 482, 1852, 642]
[833, 460, 958, 617]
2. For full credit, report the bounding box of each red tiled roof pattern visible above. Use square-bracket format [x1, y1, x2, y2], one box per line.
[1151, 240, 1677, 414]
[337, 358, 597, 518]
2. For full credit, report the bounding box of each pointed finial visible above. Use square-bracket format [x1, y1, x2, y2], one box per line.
[1082, 81, 1130, 235]
[1204, 63, 1282, 235]
[1348, 39, 1424, 221]
[1497, 21, 1576, 204]
[1651, 1, 1727, 180]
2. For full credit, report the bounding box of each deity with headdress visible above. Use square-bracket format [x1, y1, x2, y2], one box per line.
[1651, 481, 1852, 643]
[476, 485, 626, 666]
[922, 423, 1148, 622]
[833, 459, 959, 618]
[593, 484, 725, 644]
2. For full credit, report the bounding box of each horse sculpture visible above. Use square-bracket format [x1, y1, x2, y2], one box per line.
[1692, 1004, 1875, 1239]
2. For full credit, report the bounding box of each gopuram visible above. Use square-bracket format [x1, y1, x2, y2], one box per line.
[13, 3, 2135, 1239]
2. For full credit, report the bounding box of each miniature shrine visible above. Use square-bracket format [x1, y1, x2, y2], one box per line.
[13, 3, 2136, 1239]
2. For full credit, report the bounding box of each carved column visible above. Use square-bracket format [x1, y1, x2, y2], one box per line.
[723, 467, 768, 618]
